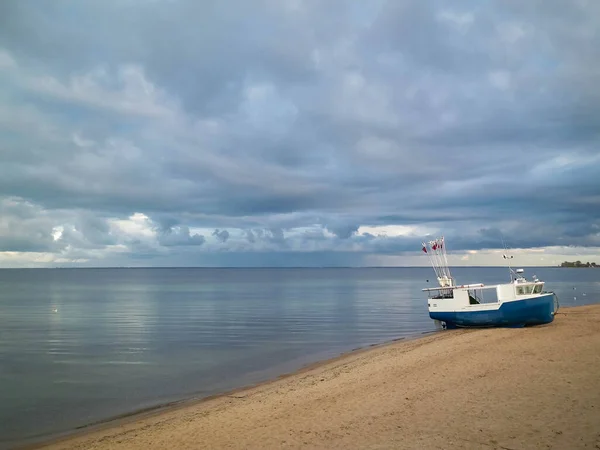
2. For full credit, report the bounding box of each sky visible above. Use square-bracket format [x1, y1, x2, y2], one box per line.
[0, 0, 599, 268]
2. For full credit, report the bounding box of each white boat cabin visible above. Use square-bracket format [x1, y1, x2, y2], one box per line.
[424, 276, 546, 309]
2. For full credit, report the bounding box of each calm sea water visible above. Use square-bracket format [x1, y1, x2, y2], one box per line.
[0, 267, 598, 448]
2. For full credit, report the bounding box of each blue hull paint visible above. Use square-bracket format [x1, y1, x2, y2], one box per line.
[430, 293, 556, 329]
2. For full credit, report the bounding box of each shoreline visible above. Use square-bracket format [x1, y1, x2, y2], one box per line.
[25, 304, 600, 449]
[16, 331, 439, 450]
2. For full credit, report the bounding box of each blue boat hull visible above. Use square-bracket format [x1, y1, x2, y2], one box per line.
[430, 293, 557, 329]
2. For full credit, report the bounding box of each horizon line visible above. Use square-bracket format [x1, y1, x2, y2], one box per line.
[0, 265, 577, 270]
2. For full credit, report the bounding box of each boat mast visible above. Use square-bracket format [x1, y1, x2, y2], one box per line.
[421, 236, 454, 287]
[501, 235, 515, 281]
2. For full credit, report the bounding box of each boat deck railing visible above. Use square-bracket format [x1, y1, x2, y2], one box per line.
[422, 283, 486, 292]
[429, 288, 454, 299]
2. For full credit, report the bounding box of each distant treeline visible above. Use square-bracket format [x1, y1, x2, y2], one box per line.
[560, 261, 598, 268]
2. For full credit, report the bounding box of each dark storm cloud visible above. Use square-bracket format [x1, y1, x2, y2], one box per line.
[212, 229, 230, 243]
[0, 0, 599, 265]
[158, 226, 205, 247]
[326, 223, 360, 240]
[245, 230, 256, 244]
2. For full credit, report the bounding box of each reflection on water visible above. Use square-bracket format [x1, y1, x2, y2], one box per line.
[0, 267, 597, 448]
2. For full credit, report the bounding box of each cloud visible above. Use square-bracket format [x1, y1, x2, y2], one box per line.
[0, 49, 16, 69]
[0, 0, 599, 267]
[23, 65, 176, 118]
[326, 223, 359, 240]
[159, 226, 206, 247]
[245, 229, 256, 244]
[212, 229, 230, 243]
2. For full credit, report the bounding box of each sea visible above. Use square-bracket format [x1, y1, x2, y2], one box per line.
[0, 267, 598, 448]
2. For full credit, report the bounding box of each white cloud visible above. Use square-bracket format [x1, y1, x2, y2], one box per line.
[109, 213, 156, 239]
[358, 225, 416, 237]
[52, 226, 64, 241]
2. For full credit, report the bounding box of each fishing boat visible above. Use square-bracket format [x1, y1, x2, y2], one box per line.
[421, 237, 559, 329]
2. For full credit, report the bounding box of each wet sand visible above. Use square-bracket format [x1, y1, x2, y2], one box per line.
[35, 304, 600, 450]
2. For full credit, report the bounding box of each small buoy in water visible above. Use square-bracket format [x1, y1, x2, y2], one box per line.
[426, 279, 429, 283]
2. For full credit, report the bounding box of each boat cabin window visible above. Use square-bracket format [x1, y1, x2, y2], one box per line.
[516, 285, 534, 295]
[533, 284, 543, 294]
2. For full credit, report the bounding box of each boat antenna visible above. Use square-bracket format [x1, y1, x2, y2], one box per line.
[501, 234, 515, 281]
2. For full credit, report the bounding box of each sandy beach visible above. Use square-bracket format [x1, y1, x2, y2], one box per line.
[35, 304, 600, 450]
